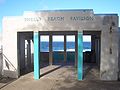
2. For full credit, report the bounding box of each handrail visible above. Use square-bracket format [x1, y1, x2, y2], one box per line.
[2, 53, 17, 71]
[0, 47, 16, 71]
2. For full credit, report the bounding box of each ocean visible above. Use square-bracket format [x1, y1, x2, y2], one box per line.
[40, 42, 91, 52]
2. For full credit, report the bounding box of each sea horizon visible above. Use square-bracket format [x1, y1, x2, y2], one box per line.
[40, 41, 91, 52]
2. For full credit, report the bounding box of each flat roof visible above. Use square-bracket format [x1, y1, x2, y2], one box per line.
[35, 9, 93, 12]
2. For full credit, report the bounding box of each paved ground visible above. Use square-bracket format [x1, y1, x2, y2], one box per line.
[0, 65, 120, 90]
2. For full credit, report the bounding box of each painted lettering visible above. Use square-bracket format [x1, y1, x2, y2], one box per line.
[70, 16, 94, 21]
[48, 17, 64, 21]
[24, 17, 41, 22]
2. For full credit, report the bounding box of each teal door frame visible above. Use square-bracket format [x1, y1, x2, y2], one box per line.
[77, 32, 83, 80]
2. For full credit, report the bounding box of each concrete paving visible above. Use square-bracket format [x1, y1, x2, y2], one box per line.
[0, 77, 16, 89]
[0, 65, 120, 90]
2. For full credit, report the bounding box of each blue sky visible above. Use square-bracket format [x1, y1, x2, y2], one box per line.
[0, 0, 120, 33]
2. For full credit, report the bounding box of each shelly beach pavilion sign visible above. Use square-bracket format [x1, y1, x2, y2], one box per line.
[23, 10, 95, 23]
[24, 16, 94, 22]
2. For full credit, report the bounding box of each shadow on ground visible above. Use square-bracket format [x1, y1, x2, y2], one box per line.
[0, 66, 120, 90]
[51, 75, 120, 90]
[0, 77, 16, 89]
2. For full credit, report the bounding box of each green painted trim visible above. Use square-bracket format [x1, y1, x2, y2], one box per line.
[78, 32, 83, 80]
[34, 32, 40, 80]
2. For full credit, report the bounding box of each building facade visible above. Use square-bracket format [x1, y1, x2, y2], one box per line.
[2, 9, 119, 80]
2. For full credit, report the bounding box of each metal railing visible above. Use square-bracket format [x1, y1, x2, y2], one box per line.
[0, 46, 16, 71]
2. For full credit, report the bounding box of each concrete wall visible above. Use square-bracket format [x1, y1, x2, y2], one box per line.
[2, 17, 18, 78]
[100, 26, 119, 80]
[100, 15, 119, 80]
[118, 27, 120, 80]
[2, 9, 119, 80]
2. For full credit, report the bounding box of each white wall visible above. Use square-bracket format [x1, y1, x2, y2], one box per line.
[2, 17, 18, 78]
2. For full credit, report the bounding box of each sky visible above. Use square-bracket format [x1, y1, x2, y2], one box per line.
[41, 35, 91, 42]
[0, 0, 120, 41]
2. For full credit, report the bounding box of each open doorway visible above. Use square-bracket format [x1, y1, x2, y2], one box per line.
[18, 31, 77, 79]
[83, 31, 101, 80]
[17, 32, 33, 76]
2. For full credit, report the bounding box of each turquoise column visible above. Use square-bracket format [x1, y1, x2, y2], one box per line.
[78, 32, 83, 80]
[34, 32, 40, 80]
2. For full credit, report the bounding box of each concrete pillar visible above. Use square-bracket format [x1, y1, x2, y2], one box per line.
[64, 35, 67, 63]
[91, 35, 95, 52]
[27, 40, 31, 70]
[34, 32, 40, 80]
[75, 33, 78, 67]
[91, 35, 96, 63]
[49, 34, 53, 65]
[20, 36, 25, 71]
[100, 28, 119, 80]
[78, 32, 83, 80]
[94, 38, 100, 66]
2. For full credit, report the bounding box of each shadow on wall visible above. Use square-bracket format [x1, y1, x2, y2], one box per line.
[0, 48, 16, 77]
[3, 54, 16, 71]
[0, 49, 16, 89]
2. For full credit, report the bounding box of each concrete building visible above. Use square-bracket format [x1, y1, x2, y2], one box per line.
[1, 9, 120, 80]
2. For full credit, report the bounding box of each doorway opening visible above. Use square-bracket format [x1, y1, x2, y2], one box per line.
[17, 32, 33, 76]
[17, 31, 77, 80]
[83, 31, 101, 80]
